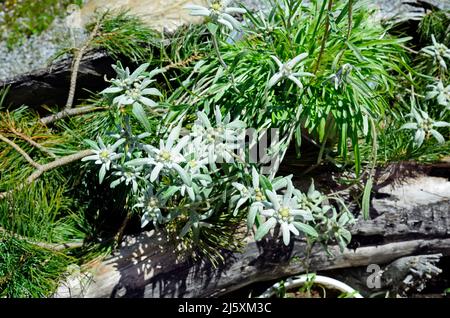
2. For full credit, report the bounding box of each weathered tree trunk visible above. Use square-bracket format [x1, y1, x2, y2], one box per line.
[55, 170, 450, 298]
[0, 50, 114, 110]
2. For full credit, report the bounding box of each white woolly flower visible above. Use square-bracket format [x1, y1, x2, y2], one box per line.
[232, 167, 266, 216]
[401, 108, 450, 147]
[82, 137, 125, 183]
[426, 81, 450, 109]
[192, 106, 246, 166]
[268, 53, 314, 89]
[422, 35, 450, 71]
[185, 0, 247, 31]
[110, 166, 143, 193]
[134, 187, 164, 228]
[102, 63, 163, 109]
[256, 180, 314, 246]
[126, 125, 191, 186]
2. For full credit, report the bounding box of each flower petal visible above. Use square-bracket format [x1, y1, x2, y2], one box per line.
[281, 222, 290, 246]
[286, 53, 308, 69]
[255, 217, 277, 241]
[268, 72, 283, 88]
[150, 163, 164, 182]
[288, 75, 304, 89]
[266, 190, 280, 210]
[430, 129, 445, 144]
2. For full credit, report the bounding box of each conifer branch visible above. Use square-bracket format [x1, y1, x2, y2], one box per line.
[8, 126, 57, 158]
[0, 149, 94, 199]
[39, 106, 108, 125]
[65, 20, 102, 110]
[0, 132, 41, 169]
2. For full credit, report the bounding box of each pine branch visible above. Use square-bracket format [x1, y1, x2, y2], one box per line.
[0, 150, 94, 199]
[26, 150, 94, 183]
[65, 20, 102, 110]
[0, 227, 83, 251]
[0, 132, 41, 169]
[39, 106, 108, 126]
[8, 126, 57, 158]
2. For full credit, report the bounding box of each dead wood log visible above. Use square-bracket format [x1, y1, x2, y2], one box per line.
[0, 50, 114, 110]
[55, 173, 450, 298]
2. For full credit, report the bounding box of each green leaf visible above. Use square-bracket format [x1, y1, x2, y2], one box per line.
[247, 204, 259, 229]
[132, 103, 151, 132]
[339, 228, 352, 243]
[255, 217, 276, 241]
[260, 175, 273, 191]
[293, 222, 318, 238]
[362, 176, 373, 220]
[84, 139, 99, 150]
[346, 41, 365, 62]
[207, 23, 219, 35]
[160, 186, 179, 201]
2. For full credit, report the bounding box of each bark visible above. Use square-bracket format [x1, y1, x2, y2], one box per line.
[55, 172, 450, 298]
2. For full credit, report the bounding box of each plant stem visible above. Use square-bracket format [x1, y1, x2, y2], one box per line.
[0, 227, 83, 251]
[346, 0, 353, 40]
[0, 150, 94, 199]
[40, 106, 108, 126]
[65, 20, 102, 110]
[313, 0, 334, 74]
[0, 132, 41, 169]
[211, 32, 240, 94]
[8, 126, 56, 158]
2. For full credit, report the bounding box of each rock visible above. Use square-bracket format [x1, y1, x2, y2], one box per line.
[69, 0, 207, 33]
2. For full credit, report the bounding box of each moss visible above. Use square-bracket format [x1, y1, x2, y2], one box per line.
[0, 0, 83, 48]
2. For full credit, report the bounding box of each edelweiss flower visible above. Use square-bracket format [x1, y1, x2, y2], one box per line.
[134, 187, 165, 228]
[127, 125, 191, 185]
[257, 180, 314, 246]
[82, 137, 125, 183]
[232, 167, 266, 216]
[268, 53, 314, 89]
[426, 81, 450, 109]
[183, 137, 210, 175]
[185, 0, 247, 31]
[192, 107, 246, 166]
[110, 166, 143, 193]
[401, 108, 450, 147]
[294, 180, 325, 214]
[102, 63, 163, 109]
[422, 35, 450, 71]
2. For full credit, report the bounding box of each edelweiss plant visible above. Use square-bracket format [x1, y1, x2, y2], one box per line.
[268, 53, 314, 89]
[426, 81, 450, 110]
[191, 106, 246, 166]
[422, 35, 450, 71]
[401, 108, 450, 147]
[81, 137, 125, 183]
[184, 0, 247, 31]
[256, 179, 315, 246]
[103, 63, 162, 105]
[128, 125, 191, 184]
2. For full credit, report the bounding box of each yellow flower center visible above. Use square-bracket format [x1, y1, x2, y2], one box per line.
[189, 160, 197, 168]
[211, 2, 223, 12]
[255, 189, 265, 201]
[161, 150, 171, 161]
[148, 198, 159, 208]
[100, 150, 109, 159]
[279, 207, 290, 219]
